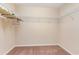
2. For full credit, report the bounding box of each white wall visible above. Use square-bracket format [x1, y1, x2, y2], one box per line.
[59, 4, 79, 54]
[0, 17, 5, 54]
[0, 17, 16, 54]
[15, 6, 58, 18]
[15, 6, 58, 46]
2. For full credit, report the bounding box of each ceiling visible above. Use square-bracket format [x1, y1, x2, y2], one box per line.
[15, 3, 64, 8]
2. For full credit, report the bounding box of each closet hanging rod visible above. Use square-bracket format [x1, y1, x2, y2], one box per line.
[20, 16, 59, 20]
[60, 9, 79, 18]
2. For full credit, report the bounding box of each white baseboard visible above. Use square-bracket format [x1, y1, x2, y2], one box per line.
[15, 44, 57, 47]
[3, 45, 15, 55]
[58, 43, 73, 55]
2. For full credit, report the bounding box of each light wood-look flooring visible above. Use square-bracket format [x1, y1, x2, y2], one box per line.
[7, 45, 70, 55]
